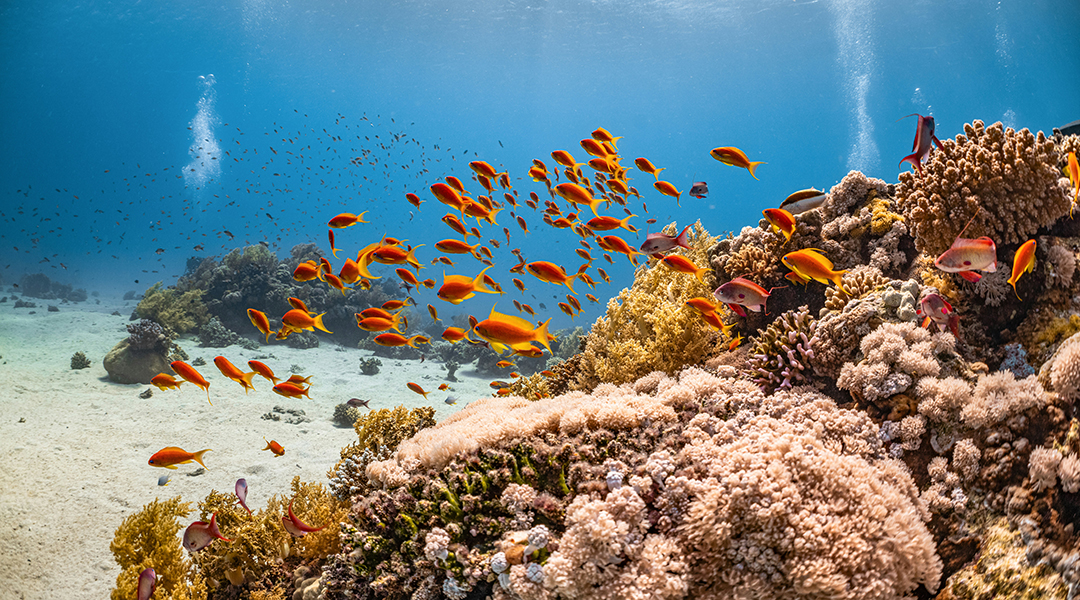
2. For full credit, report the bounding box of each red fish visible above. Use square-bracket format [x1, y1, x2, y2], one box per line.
[640, 225, 691, 255]
[213, 356, 256, 394]
[262, 438, 285, 456]
[281, 498, 326, 537]
[917, 293, 959, 337]
[714, 277, 772, 317]
[149, 446, 211, 470]
[248, 360, 280, 384]
[183, 512, 231, 552]
[898, 114, 943, 175]
[934, 237, 997, 283]
[763, 208, 796, 245]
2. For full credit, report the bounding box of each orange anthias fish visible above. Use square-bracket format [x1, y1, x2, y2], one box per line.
[551, 150, 584, 171]
[262, 438, 285, 457]
[653, 181, 682, 206]
[292, 262, 322, 282]
[526, 261, 582, 293]
[272, 382, 311, 399]
[171, 360, 212, 404]
[763, 208, 797, 245]
[634, 157, 664, 180]
[435, 238, 482, 260]
[149, 446, 211, 470]
[247, 308, 272, 343]
[934, 236, 997, 283]
[591, 127, 623, 149]
[586, 214, 637, 233]
[374, 332, 430, 348]
[710, 147, 766, 180]
[781, 249, 848, 293]
[281, 309, 333, 334]
[1008, 239, 1036, 300]
[213, 356, 257, 394]
[327, 211, 369, 228]
[596, 235, 643, 265]
[372, 244, 424, 270]
[554, 183, 604, 217]
[441, 326, 474, 343]
[437, 265, 500, 304]
[150, 373, 184, 391]
[473, 306, 554, 355]
[281, 498, 326, 537]
[1068, 151, 1079, 216]
[431, 182, 468, 213]
[469, 160, 506, 181]
[661, 255, 710, 283]
[248, 360, 281, 384]
[407, 382, 430, 399]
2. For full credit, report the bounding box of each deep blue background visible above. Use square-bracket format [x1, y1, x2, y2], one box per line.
[2, 0, 1078, 327]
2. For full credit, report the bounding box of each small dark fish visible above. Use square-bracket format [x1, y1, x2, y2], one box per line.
[157, 474, 171, 486]
[347, 398, 370, 408]
[444, 395, 459, 405]
[689, 181, 708, 199]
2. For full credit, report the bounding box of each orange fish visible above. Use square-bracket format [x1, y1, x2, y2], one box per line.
[382, 299, 409, 310]
[445, 175, 469, 194]
[728, 332, 744, 351]
[372, 244, 423, 270]
[248, 360, 280, 384]
[495, 360, 515, 368]
[554, 182, 604, 218]
[662, 255, 709, 282]
[437, 265, 500, 304]
[685, 297, 719, 314]
[710, 147, 765, 180]
[149, 446, 210, 470]
[328, 230, 340, 258]
[281, 309, 332, 334]
[558, 302, 576, 319]
[325, 272, 347, 296]
[463, 200, 502, 226]
[438, 383, 450, 391]
[441, 326, 474, 343]
[782, 249, 848, 293]
[272, 382, 311, 399]
[428, 304, 440, 323]
[360, 307, 397, 320]
[150, 373, 184, 391]
[526, 261, 582, 293]
[374, 333, 430, 348]
[634, 157, 664, 180]
[596, 235, 642, 265]
[287, 297, 311, 313]
[327, 212, 369, 228]
[338, 258, 363, 285]
[653, 181, 682, 206]
[585, 293, 599, 304]
[262, 438, 285, 457]
[473, 306, 554, 354]
[580, 138, 612, 158]
[406, 382, 430, 399]
[763, 208, 796, 245]
[213, 356, 257, 394]
[431, 183, 468, 212]
[171, 360, 211, 404]
[356, 316, 403, 333]
[396, 268, 420, 287]
[591, 127, 622, 149]
[586, 214, 636, 233]
[551, 150, 584, 170]
[435, 239, 481, 259]
[286, 374, 313, 386]
[292, 262, 321, 282]
[469, 160, 506, 181]
[1068, 152, 1079, 216]
[1008, 239, 1036, 300]
[406, 192, 423, 209]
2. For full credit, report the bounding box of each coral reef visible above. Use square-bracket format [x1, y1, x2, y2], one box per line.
[110, 496, 208, 600]
[359, 357, 382, 375]
[327, 405, 436, 500]
[18, 272, 87, 302]
[198, 316, 246, 348]
[575, 221, 720, 388]
[333, 403, 363, 428]
[744, 305, 820, 392]
[70, 351, 91, 370]
[136, 282, 210, 334]
[897, 120, 1070, 256]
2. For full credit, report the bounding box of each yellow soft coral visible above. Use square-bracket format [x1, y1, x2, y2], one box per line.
[135, 282, 210, 334]
[575, 221, 720, 388]
[898, 120, 1070, 256]
[191, 477, 347, 587]
[110, 497, 208, 600]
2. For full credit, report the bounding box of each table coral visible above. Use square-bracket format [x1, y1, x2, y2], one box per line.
[575, 221, 719, 387]
[897, 120, 1070, 256]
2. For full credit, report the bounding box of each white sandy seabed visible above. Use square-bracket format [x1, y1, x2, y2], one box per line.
[0, 294, 495, 600]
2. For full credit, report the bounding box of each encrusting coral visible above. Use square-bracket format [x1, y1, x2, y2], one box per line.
[897, 120, 1071, 256]
[574, 221, 720, 388]
[110, 496, 208, 600]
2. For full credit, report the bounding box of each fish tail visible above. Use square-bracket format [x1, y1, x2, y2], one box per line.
[565, 273, 579, 294]
[653, 167, 664, 181]
[313, 312, 333, 334]
[533, 318, 554, 355]
[264, 330, 271, 344]
[241, 372, 257, 393]
[899, 153, 920, 173]
[192, 449, 212, 470]
[620, 214, 637, 233]
[694, 266, 709, 284]
[833, 270, 849, 295]
[486, 208, 502, 226]
[204, 384, 212, 405]
[747, 161, 765, 180]
[1011, 280, 1022, 301]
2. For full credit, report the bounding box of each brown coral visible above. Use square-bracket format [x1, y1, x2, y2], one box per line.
[898, 120, 1070, 256]
[575, 221, 719, 387]
[824, 265, 887, 311]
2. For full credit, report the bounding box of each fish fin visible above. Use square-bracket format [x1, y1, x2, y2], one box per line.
[533, 318, 554, 355]
[747, 304, 763, 313]
[565, 273, 579, 294]
[899, 153, 921, 172]
[921, 316, 931, 329]
[957, 270, 982, 283]
[312, 312, 333, 334]
[727, 303, 747, 318]
[747, 161, 765, 180]
[241, 372, 257, 393]
[192, 449, 212, 470]
[675, 225, 692, 250]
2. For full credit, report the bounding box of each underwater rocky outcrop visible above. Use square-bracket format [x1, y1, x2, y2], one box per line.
[108, 123, 1080, 600]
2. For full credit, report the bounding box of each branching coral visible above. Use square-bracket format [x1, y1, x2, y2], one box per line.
[110, 497, 208, 600]
[744, 305, 820, 392]
[575, 221, 719, 387]
[838, 321, 955, 404]
[898, 120, 1070, 256]
[824, 265, 887, 312]
[136, 282, 210, 334]
[328, 405, 436, 500]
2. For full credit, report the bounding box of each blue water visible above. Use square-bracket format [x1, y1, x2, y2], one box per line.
[2, 0, 1078, 328]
